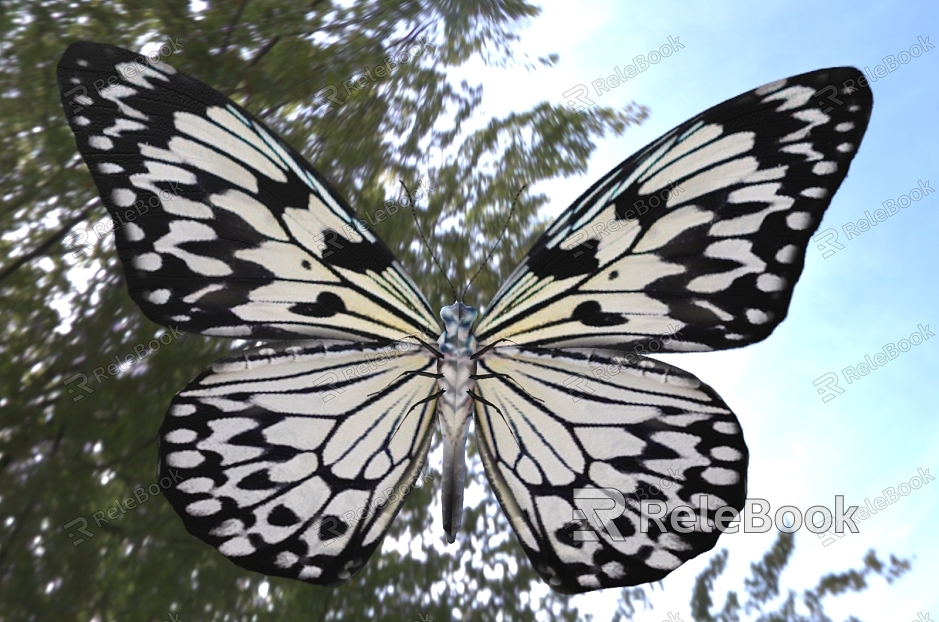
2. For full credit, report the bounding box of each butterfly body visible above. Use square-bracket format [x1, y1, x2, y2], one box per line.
[57, 42, 872, 593]
[435, 302, 479, 541]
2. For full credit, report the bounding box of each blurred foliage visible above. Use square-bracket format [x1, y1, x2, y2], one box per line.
[689, 531, 911, 622]
[0, 1, 909, 621]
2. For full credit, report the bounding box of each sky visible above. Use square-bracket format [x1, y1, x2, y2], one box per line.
[463, 1, 939, 619]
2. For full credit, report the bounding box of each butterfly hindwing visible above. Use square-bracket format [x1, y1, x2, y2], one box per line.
[476, 67, 872, 351]
[158, 340, 438, 585]
[473, 347, 747, 593]
[57, 42, 438, 342]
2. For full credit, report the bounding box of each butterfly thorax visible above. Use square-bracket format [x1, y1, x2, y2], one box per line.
[436, 302, 478, 541]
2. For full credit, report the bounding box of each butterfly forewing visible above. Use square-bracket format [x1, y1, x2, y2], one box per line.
[158, 340, 438, 585]
[475, 68, 872, 351]
[473, 348, 747, 593]
[57, 42, 438, 342]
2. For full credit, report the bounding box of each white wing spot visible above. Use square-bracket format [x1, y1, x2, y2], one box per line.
[780, 109, 829, 142]
[701, 466, 739, 485]
[178, 477, 215, 494]
[203, 326, 254, 337]
[299, 566, 323, 580]
[786, 211, 812, 230]
[170, 403, 197, 417]
[756, 273, 785, 292]
[103, 117, 147, 137]
[167, 450, 205, 468]
[754, 78, 787, 96]
[711, 446, 744, 461]
[165, 429, 198, 444]
[218, 536, 255, 557]
[745, 308, 770, 324]
[835, 121, 855, 132]
[186, 498, 223, 516]
[780, 142, 823, 161]
[210, 518, 245, 537]
[776, 244, 798, 263]
[134, 252, 163, 272]
[812, 161, 838, 175]
[837, 142, 855, 153]
[713, 421, 739, 434]
[763, 84, 815, 111]
[97, 162, 124, 174]
[601, 561, 625, 579]
[88, 135, 114, 150]
[125, 223, 145, 241]
[276, 551, 299, 568]
[646, 550, 682, 570]
[147, 289, 171, 304]
[800, 187, 827, 199]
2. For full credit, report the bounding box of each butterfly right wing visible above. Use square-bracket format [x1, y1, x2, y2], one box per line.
[57, 42, 438, 342]
[158, 340, 439, 585]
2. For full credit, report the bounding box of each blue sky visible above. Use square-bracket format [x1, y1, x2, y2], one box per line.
[465, 1, 939, 619]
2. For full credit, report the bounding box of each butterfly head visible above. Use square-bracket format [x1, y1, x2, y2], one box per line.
[440, 302, 478, 335]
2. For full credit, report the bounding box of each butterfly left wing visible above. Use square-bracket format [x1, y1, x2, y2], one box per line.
[158, 339, 439, 585]
[473, 347, 747, 594]
[475, 67, 872, 351]
[57, 42, 438, 342]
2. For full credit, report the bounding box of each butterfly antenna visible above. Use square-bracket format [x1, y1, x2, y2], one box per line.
[461, 184, 527, 300]
[400, 180, 458, 301]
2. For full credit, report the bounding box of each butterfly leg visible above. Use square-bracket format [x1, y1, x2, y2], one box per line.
[470, 338, 518, 360]
[368, 370, 443, 397]
[471, 372, 543, 402]
[467, 390, 519, 447]
[389, 389, 446, 441]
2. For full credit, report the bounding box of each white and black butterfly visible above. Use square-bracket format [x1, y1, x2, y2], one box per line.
[57, 42, 872, 593]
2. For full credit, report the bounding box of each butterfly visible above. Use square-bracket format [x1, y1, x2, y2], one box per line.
[57, 41, 872, 593]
